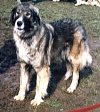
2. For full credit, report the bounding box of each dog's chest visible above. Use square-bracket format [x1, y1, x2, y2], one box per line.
[14, 34, 43, 68]
[17, 41, 31, 62]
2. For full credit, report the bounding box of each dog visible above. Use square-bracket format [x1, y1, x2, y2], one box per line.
[75, 0, 100, 7]
[10, 2, 92, 106]
[53, 0, 100, 7]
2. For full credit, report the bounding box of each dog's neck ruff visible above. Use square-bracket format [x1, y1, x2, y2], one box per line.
[13, 23, 40, 41]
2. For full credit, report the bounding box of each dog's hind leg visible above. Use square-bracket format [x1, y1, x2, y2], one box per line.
[31, 66, 50, 106]
[14, 62, 29, 101]
[66, 30, 83, 93]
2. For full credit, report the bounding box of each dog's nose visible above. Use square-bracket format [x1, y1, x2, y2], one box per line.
[17, 21, 23, 27]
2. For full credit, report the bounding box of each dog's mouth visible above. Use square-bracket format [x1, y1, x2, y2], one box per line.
[17, 27, 24, 31]
[14, 27, 24, 34]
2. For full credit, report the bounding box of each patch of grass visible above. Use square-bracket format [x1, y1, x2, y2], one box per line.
[46, 100, 62, 108]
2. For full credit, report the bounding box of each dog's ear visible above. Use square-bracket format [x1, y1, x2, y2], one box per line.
[31, 6, 41, 25]
[10, 7, 17, 26]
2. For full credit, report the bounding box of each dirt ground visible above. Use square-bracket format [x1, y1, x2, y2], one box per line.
[0, 0, 100, 112]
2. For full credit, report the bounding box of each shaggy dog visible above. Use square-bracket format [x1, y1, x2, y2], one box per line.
[10, 3, 92, 106]
[53, 0, 100, 7]
[74, 0, 100, 7]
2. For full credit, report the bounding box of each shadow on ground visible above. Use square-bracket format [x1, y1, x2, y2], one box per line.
[0, 39, 17, 75]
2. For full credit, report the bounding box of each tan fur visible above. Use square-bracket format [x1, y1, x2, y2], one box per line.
[65, 31, 92, 93]
[70, 31, 82, 58]
[66, 31, 81, 92]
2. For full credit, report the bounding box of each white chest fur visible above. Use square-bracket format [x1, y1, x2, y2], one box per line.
[13, 32, 43, 68]
[14, 33, 31, 63]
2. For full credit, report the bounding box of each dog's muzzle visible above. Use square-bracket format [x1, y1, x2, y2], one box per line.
[15, 16, 24, 31]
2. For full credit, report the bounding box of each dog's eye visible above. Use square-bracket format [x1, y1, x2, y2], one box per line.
[16, 11, 20, 16]
[26, 12, 31, 18]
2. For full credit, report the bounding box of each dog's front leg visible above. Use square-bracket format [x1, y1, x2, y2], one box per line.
[67, 64, 79, 93]
[31, 66, 50, 106]
[14, 62, 29, 101]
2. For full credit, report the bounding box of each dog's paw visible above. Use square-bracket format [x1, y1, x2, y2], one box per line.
[53, 0, 60, 1]
[14, 95, 25, 101]
[75, 4, 79, 6]
[64, 75, 71, 81]
[64, 76, 68, 80]
[75, 3, 81, 6]
[67, 86, 76, 93]
[30, 98, 44, 106]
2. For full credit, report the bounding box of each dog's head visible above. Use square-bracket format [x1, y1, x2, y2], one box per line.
[10, 3, 40, 33]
